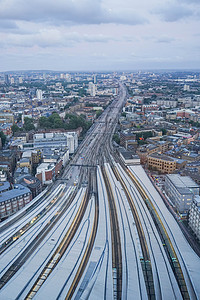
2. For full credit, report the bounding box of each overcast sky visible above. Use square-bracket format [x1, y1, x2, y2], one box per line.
[0, 0, 200, 72]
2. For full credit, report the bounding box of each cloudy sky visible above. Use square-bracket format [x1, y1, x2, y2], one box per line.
[0, 0, 200, 71]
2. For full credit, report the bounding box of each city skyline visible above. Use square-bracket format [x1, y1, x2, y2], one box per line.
[0, 0, 200, 71]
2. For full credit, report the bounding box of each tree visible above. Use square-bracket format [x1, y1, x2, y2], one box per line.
[80, 114, 86, 120]
[161, 128, 167, 135]
[136, 131, 153, 140]
[39, 116, 52, 128]
[39, 113, 64, 129]
[38, 112, 92, 134]
[0, 131, 6, 146]
[23, 117, 35, 131]
[138, 140, 147, 145]
[78, 88, 87, 97]
[113, 133, 120, 144]
[143, 98, 152, 104]
[96, 110, 102, 118]
[11, 124, 23, 133]
[151, 94, 157, 100]
[17, 114, 22, 123]
[65, 113, 91, 133]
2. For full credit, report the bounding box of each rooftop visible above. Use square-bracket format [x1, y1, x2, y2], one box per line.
[149, 153, 175, 162]
[0, 184, 31, 203]
[166, 174, 199, 190]
[0, 181, 10, 193]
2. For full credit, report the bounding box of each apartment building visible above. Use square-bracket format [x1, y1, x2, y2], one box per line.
[0, 112, 14, 124]
[36, 163, 56, 185]
[148, 153, 176, 174]
[165, 174, 199, 215]
[33, 132, 78, 154]
[120, 131, 137, 149]
[189, 196, 200, 240]
[0, 184, 32, 219]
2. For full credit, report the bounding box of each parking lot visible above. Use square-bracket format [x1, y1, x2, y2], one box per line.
[151, 174, 165, 190]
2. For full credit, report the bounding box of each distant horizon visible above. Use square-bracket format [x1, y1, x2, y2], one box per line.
[1, 68, 200, 74]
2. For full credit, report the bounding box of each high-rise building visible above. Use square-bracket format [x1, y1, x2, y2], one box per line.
[36, 89, 43, 100]
[4, 74, 9, 85]
[88, 82, 96, 96]
[18, 77, 23, 84]
[65, 74, 71, 82]
[10, 77, 15, 85]
[184, 84, 190, 91]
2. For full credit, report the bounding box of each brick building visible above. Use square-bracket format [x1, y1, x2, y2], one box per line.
[148, 153, 176, 174]
[0, 184, 32, 219]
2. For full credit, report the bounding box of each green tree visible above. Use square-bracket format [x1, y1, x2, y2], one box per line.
[78, 88, 87, 97]
[80, 114, 86, 120]
[39, 113, 64, 129]
[49, 113, 64, 128]
[38, 112, 92, 134]
[0, 131, 6, 146]
[11, 124, 23, 133]
[65, 113, 91, 133]
[39, 116, 51, 128]
[96, 110, 102, 118]
[138, 140, 147, 145]
[161, 128, 167, 135]
[143, 98, 151, 104]
[23, 117, 35, 131]
[17, 114, 22, 123]
[136, 131, 153, 140]
[113, 133, 120, 144]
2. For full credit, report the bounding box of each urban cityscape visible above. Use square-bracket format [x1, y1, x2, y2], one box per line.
[0, 0, 200, 299]
[0, 70, 200, 299]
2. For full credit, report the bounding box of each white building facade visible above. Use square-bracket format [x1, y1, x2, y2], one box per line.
[189, 196, 200, 241]
[33, 132, 78, 154]
[165, 174, 199, 215]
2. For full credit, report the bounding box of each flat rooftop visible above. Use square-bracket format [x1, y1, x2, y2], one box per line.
[166, 174, 199, 193]
[149, 153, 175, 162]
[0, 184, 31, 203]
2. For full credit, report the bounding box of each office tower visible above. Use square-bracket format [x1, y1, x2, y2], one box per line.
[88, 82, 96, 96]
[19, 77, 23, 84]
[10, 77, 15, 84]
[36, 89, 43, 100]
[65, 74, 71, 82]
[4, 74, 9, 85]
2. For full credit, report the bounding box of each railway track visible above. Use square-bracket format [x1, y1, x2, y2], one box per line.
[0, 185, 66, 255]
[109, 164, 156, 299]
[116, 163, 180, 298]
[0, 187, 49, 233]
[102, 166, 122, 300]
[0, 83, 127, 299]
[103, 119, 155, 300]
[25, 112, 105, 299]
[65, 169, 99, 299]
[127, 167, 192, 300]
[25, 187, 89, 299]
[0, 187, 78, 291]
